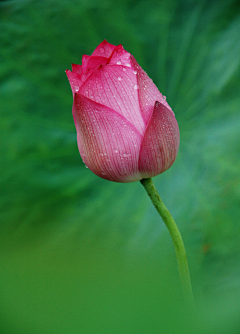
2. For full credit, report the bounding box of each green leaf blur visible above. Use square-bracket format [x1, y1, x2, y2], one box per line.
[0, 0, 240, 333]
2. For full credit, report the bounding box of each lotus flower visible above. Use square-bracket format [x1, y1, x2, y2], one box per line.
[66, 40, 180, 182]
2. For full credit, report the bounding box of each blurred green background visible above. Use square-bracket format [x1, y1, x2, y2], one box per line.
[1, 0, 240, 332]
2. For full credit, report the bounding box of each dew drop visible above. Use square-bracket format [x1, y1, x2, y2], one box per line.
[134, 84, 139, 90]
[163, 95, 166, 100]
[116, 61, 121, 65]
[126, 63, 131, 67]
[99, 48, 104, 54]
[122, 68, 126, 72]
[85, 165, 88, 168]
[133, 70, 137, 75]
[118, 77, 122, 81]
[114, 150, 118, 154]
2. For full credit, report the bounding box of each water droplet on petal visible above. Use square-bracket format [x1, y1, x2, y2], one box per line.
[116, 61, 121, 65]
[118, 77, 122, 81]
[85, 165, 88, 168]
[133, 70, 137, 75]
[114, 150, 118, 153]
[134, 84, 139, 90]
[126, 63, 131, 67]
[99, 48, 104, 54]
[122, 68, 126, 72]
[163, 95, 166, 100]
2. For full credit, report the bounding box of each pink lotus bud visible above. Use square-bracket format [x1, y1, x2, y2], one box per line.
[66, 40, 180, 182]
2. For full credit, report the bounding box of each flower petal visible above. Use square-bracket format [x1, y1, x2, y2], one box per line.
[81, 56, 108, 82]
[130, 56, 173, 125]
[108, 45, 132, 67]
[139, 101, 180, 178]
[66, 69, 83, 95]
[81, 55, 91, 70]
[71, 64, 82, 76]
[91, 40, 116, 58]
[79, 64, 145, 134]
[73, 93, 143, 182]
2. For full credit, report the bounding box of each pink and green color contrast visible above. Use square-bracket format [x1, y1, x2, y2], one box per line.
[66, 40, 180, 182]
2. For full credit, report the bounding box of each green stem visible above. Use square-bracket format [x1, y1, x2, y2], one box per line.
[140, 178, 194, 305]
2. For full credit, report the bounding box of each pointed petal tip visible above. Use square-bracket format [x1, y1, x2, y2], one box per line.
[153, 99, 175, 118]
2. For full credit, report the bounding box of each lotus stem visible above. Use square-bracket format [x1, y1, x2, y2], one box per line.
[140, 178, 194, 305]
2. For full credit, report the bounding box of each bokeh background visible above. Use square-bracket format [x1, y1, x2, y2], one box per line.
[1, 0, 240, 333]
